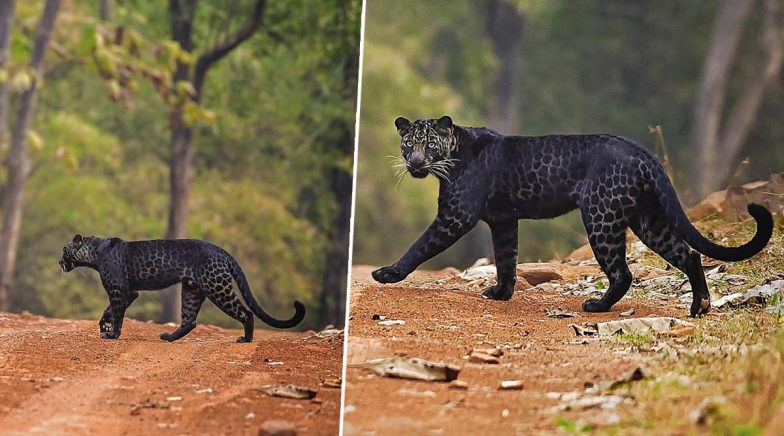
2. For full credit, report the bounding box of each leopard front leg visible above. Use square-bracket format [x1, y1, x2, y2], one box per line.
[372, 207, 480, 284]
[100, 289, 130, 339]
[99, 290, 138, 334]
[481, 219, 518, 301]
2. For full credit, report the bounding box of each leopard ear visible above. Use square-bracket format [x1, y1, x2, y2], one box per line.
[72, 234, 83, 244]
[394, 117, 411, 134]
[437, 115, 453, 129]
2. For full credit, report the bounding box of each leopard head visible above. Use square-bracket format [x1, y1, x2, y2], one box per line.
[59, 234, 99, 272]
[394, 115, 458, 179]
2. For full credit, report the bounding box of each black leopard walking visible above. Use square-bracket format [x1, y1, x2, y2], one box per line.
[60, 235, 305, 342]
[372, 116, 773, 317]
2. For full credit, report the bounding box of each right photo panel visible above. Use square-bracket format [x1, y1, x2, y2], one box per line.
[345, 0, 784, 434]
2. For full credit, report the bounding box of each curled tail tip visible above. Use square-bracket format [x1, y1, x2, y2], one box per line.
[293, 300, 306, 316]
[747, 203, 773, 220]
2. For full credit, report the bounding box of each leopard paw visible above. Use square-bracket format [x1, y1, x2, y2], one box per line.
[236, 336, 252, 343]
[99, 319, 113, 334]
[690, 294, 711, 318]
[582, 298, 610, 313]
[159, 332, 175, 342]
[371, 265, 407, 283]
[480, 284, 513, 301]
[100, 331, 119, 340]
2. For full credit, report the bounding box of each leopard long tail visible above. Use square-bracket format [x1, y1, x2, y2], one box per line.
[644, 161, 773, 261]
[228, 257, 306, 329]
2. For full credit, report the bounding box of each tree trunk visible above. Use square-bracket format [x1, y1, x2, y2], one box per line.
[691, 0, 783, 199]
[713, 0, 784, 182]
[99, 0, 112, 22]
[0, 0, 15, 145]
[158, 0, 266, 321]
[485, 0, 524, 134]
[690, 0, 753, 199]
[462, 0, 525, 263]
[158, 0, 197, 322]
[0, 0, 60, 311]
[318, 164, 352, 327]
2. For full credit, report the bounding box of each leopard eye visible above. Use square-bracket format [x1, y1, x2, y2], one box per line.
[403, 140, 412, 148]
[427, 142, 436, 149]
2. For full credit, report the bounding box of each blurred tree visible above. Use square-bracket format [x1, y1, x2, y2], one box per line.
[0, 0, 14, 144]
[0, 0, 60, 310]
[0, 0, 359, 330]
[485, 0, 524, 134]
[691, 0, 784, 199]
[354, 0, 784, 270]
[316, 0, 361, 328]
[159, 0, 267, 321]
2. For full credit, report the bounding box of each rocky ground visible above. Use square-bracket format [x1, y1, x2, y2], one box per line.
[0, 314, 343, 435]
[344, 204, 784, 434]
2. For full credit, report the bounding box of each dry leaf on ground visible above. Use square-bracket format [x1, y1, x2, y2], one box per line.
[350, 357, 460, 382]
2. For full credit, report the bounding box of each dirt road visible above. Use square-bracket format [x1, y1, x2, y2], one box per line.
[343, 264, 684, 434]
[0, 313, 343, 435]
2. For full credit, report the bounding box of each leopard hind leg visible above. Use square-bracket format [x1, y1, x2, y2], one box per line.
[160, 281, 205, 342]
[202, 269, 254, 343]
[631, 192, 709, 317]
[579, 176, 635, 312]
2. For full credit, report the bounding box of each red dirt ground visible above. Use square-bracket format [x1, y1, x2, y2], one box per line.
[0, 313, 342, 435]
[343, 265, 684, 435]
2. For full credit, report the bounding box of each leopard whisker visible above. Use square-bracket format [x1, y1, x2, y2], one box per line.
[393, 171, 407, 189]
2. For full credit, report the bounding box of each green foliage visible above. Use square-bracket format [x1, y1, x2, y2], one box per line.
[4, 0, 360, 329]
[555, 416, 593, 433]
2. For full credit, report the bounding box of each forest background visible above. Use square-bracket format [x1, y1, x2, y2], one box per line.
[354, 0, 784, 269]
[0, 0, 361, 329]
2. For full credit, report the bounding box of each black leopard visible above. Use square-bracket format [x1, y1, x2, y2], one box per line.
[372, 116, 773, 317]
[59, 235, 306, 342]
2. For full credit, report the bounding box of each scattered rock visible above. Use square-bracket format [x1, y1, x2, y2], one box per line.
[712, 279, 784, 309]
[498, 380, 524, 390]
[258, 384, 317, 400]
[620, 308, 635, 317]
[245, 412, 256, 420]
[458, 264, 496, 280]
[586, 367, 645, 394]
[571, 317, 695, 337]
[467, 352, 499, 364]
[555, 394, 632, 411]
[472, 347, 502, 357]
[259, 419, 297, 436]
[449, 380, 468, 390]
[321, 378, 341, 389]
[688, 173, 784, 221]
[166, 396, 182, 402]
[516, 263, 563, 285]
[378, 319, 405, 326]
[545, 308, 579, 318]
[314, 326, 343, 338]
[567, 243, 594, 262]
[396, 387, 436, 398]
[350, 357, 460, 382]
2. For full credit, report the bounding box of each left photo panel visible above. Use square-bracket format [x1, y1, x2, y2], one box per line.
[0, 1, 360, 435]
